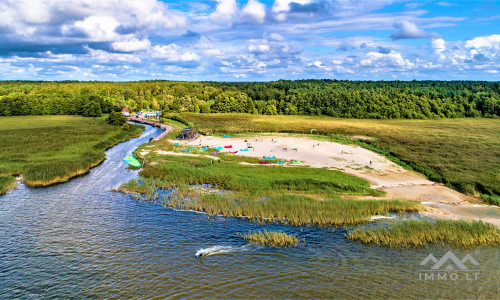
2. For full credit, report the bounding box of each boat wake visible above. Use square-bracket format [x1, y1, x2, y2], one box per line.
[195, 245, 249, 257]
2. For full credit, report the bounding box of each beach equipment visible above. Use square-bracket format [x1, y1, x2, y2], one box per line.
[210, 152, 219, 155]
[173, 142, 179, 145]
[311, 129, 317, 134]
[181, 149, 190, 153]
[188, 147, 196, 151]
[259, 161, 269, 164]
[276, 161, 285, 165]
[273, 141, 278, 143]
[292, 160, 302, 165]
[123, 155, 141, 167]
[224, 145, 233, 149]
[201, 148, 208, 151]
[292, 148, 297, 151]
[224, 134, 231, 138]
[263, 156, 276, 159]
[214, 146, 223, 150]
[240, 148, 249, 151]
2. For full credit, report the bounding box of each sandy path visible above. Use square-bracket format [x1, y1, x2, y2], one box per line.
[154, 135, 499, 226]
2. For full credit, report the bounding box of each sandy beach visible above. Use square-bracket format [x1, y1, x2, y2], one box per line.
[151, 135, 500, 226]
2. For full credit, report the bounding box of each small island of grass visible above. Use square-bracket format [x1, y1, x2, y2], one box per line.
[240, 230, 299, 247]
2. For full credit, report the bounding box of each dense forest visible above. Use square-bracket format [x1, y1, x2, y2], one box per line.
[0, 80, 499, 119]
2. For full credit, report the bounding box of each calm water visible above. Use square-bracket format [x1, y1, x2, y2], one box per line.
[1, 126, 499, 299]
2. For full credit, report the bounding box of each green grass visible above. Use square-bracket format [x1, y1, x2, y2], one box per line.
[139, 155, 382, 197]
[179, 113, 500, 199]
[347, 220, 500, 248]
[239, 230, 299, 247]
[0, 115, 144, 189]
[0, 176, 16, 195]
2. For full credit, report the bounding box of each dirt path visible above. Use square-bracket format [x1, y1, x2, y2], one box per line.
[155, 135, 500, 226]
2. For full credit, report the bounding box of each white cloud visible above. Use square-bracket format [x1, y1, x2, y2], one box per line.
[74, 16, 119, 42]
[360, 51, 414, 69]
[151, 44, 201, 62]
[210, 0, 237, 24]
[465, 34, 500, 49]
[248, 44, 271, 54]
[241, 0, 266, 24]
[432, 38, 446, 53]
[391, 20, 439, 40]
[431, 38, 446, 59]
[112, 38, 151, 52]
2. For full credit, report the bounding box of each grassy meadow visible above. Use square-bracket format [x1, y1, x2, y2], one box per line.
[347, 220, 500, 248]
[177, 113, 500, 202]
[0, 115, 144, 193]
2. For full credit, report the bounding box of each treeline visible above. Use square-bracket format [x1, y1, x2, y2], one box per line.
[1, 80, 499, 119]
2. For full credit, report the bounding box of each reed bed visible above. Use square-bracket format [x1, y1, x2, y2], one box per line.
[347, 220, 500, 248]
[120, 179, 419, 226]
[0, 175, 16, 195]
[240, 230, 299, 247]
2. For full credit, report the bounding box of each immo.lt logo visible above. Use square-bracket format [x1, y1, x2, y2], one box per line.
[418, 250, 480, 281]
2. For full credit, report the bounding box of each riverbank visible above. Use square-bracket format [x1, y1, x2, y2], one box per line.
[0, 115, 144, 194]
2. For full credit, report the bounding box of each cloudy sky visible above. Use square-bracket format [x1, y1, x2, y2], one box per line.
[1, 0, 499, 81]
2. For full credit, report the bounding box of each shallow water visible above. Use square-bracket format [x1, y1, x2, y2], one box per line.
[1, 126, 499, 299]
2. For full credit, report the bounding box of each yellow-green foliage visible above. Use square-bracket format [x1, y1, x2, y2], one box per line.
[0, 115, 144, 187]
[240, 230, 299, 247]
[180, 113, 500, 199]
[0, 175, 16, 195]
[347, 220, 500, 248]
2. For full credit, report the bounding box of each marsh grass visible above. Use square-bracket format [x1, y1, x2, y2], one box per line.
[0, 116, 144, 187]
[347, 220, 500, 248]
[239, 230, 299, 247]
[180, 113, 500, 200]
[0, 175, 16, 195]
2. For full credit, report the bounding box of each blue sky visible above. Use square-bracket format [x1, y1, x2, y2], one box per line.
[0, 0, 499, 81]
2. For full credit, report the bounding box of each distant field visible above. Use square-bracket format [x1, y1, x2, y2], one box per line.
[0, 116, 143, 194]
[179, 113, 500, 200]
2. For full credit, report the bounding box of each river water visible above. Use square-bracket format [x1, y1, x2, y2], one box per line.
[1, 125, 499, 299]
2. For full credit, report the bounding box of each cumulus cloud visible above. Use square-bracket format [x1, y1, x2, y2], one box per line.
[360, 51, 414, 69]
[465, 34, 500, 49]
[210, 0, 237, 24]
[151, 44, 201, 63]
[248, 44, 271, 54]
[431, 38, 446, 59]
[241, 0, 266, 24]
[391, 20, 439, 40]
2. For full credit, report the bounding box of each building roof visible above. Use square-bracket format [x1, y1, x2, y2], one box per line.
[122, 107, 130, 113]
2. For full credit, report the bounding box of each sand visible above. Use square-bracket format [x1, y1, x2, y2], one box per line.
[153, 135, 500, 226]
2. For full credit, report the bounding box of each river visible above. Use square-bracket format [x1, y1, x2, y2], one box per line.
[1, 125, 498, 299]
